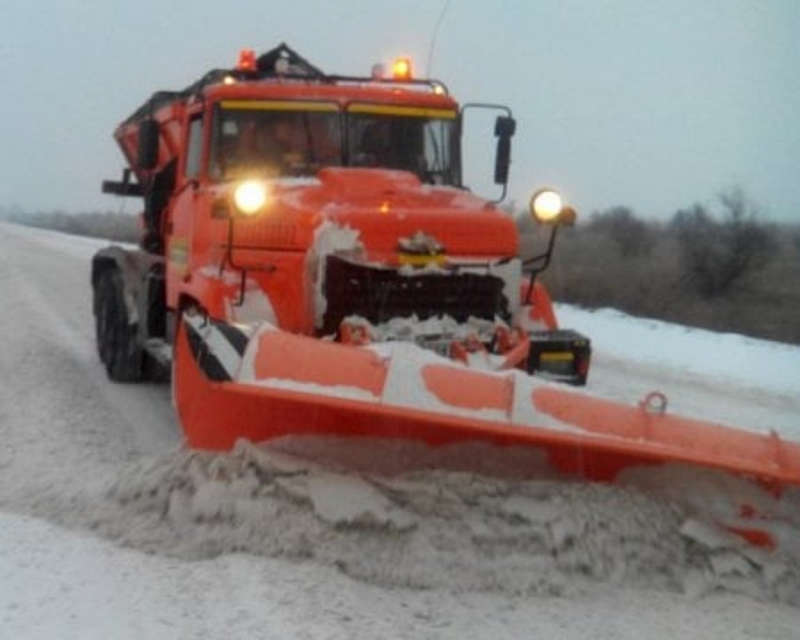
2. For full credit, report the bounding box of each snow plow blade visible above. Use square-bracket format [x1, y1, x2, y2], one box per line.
[176, 316, 800, 492]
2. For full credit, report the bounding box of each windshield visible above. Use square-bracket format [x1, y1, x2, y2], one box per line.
[210, 101, 343, 180]
[209, 100, 459, 185]
[347, 105, 458, 185]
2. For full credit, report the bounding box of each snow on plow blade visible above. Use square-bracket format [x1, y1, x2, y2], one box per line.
[176, 315, 800, 491]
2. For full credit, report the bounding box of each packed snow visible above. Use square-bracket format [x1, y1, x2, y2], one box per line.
[1, 222, 799, 639]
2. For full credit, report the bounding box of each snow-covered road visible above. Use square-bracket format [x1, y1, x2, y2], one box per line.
[1, 222, 798, 639]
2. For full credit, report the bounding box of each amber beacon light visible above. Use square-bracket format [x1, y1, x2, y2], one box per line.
[392, 57, 412, 80]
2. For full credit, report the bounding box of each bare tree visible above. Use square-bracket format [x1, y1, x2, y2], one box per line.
[672, 187, 775, 297]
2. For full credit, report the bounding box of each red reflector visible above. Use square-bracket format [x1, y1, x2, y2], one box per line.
[577, 354, 590, 377]
[237, 48, 257, 72]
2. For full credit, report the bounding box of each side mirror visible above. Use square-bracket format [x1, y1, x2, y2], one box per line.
[494, 116, 516, 137]
[493, 116, 516, 185]
[137, 118, 160, 170]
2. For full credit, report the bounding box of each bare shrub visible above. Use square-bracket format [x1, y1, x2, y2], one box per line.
[538, 227, 681, 317]
[587, 206, 656, 257]
[521, 194, 797, 342]
[671, 188, 776, 298]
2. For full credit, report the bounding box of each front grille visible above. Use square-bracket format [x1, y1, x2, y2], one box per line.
[321, 255, 509, 335]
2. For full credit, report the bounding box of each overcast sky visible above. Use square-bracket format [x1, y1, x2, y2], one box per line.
[1, 1, 798, 220]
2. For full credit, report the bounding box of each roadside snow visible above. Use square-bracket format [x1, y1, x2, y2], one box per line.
[556, 304, 800, 437]
[556, 304, 800, 398]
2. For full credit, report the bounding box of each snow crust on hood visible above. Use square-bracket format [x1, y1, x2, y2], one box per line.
[308, 220, 365, 329]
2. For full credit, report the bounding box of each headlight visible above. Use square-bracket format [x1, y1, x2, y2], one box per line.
[233, 180, 268, 215]
[530, 189, 563, 223]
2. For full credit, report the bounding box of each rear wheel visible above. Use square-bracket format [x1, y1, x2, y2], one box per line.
[94, 268, 143, 382]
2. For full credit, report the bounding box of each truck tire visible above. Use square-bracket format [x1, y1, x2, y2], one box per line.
[94, 268, 143, 382]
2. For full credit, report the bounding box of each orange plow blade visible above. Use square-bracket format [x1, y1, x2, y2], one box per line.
[176, 316, 800, 551]
[175, 317, 800, 490]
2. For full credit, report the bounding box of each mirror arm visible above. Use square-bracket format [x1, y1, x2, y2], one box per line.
[522, 225, 559, 304]
[489, 181, 507, 205]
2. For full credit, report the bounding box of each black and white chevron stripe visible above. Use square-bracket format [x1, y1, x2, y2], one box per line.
[182, 313, 248, 381]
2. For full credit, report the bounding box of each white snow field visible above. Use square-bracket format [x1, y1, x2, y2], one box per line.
[1, 221, 799, 639]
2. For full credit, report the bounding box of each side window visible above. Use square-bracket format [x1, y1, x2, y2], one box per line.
[423, 119, 452, 184]
[185, 115, 203, 178]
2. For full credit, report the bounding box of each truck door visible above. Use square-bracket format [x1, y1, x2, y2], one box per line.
[165, 110, 205, 309]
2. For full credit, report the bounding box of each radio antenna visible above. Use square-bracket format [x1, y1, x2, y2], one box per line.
[425, 0, 451, 77]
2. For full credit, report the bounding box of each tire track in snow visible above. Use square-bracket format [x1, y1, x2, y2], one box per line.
[0, 228, 178, 521]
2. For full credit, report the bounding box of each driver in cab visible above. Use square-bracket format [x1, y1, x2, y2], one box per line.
[233, 115, 304, 176]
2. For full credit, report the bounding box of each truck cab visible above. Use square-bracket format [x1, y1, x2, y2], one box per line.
[94, 44, 589, 385]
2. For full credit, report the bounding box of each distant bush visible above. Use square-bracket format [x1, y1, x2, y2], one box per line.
[671, 188, 776, 298]
[587, 206, 656, 257]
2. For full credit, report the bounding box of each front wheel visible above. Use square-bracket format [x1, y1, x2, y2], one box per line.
[94, 268, 143, 382]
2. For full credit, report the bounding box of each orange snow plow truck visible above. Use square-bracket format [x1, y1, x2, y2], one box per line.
[94, 45, 800, 547]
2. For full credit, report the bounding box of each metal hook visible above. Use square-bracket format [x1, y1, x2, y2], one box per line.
[639, 391, 668, 415]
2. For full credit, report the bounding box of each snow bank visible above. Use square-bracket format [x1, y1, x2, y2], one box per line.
[5, 513, 798, 640]
[557, 304, 800, 398]
[89, 437, 800, 604]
